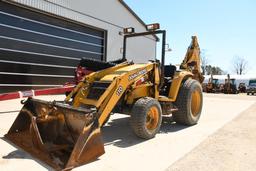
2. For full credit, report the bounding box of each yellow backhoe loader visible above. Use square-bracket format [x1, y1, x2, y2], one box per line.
[5, 24, 203, 170]
[205, 74, 221, 93]
[223, 74, 238, 94]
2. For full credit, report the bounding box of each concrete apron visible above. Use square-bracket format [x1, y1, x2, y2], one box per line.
[0, 94, 255, 171]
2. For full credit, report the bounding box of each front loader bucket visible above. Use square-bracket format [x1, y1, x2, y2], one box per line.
[5, 98, 104, 170]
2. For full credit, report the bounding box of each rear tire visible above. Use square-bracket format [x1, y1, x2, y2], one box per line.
[173, 79, 203, 125]
[130, 97, 162, 139]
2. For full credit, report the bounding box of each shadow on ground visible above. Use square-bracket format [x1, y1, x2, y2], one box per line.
[160, 117, 190, 133]
[1, 114, 189, 170]
[1, 137, 53, 171]
[102, 115, 189, 148]
[2, 149, 31, 159]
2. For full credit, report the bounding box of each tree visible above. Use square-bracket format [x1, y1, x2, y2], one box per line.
[200, 50, 208, 75]
[232, 56, 248, 75]
[211, 66, 223, 75]
[205, 65, 224, 75]
[199, 49, 224, 75]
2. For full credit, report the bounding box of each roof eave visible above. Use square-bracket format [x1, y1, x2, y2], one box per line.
[119, 0, 159, 41]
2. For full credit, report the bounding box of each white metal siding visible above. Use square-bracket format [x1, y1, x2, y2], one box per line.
[7, 0, 156, 63]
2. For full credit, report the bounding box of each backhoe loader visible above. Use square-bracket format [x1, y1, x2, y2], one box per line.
[5, 24, 203, 170]
[223, 74, 238, 94]
[205, 74, 221, 93]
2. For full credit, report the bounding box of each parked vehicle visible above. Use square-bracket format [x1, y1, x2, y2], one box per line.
[5, 25, 204, 170]
[223, 74, 238, 94]
[205, 75, 222, 93]
[247, 79, 256, 95]
[238, 83, 247, 93]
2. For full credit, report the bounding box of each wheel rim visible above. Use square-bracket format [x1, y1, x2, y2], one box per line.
[146, 106, 159, 130]
[191, 89, 201, 117]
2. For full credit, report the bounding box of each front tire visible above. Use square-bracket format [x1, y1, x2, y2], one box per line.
[173, 79, 203, 125]
[130, 97, 162, 139]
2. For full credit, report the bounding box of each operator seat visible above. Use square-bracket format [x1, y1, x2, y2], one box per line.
[160, 64, 176, 96]
[164, 65, 176, 78]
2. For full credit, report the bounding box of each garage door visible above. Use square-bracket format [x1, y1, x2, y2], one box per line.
[0, 1, 106, 93]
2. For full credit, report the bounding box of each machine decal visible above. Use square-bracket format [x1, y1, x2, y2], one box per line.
[116, 86, 123, 96]
[128, 69, 147, 81]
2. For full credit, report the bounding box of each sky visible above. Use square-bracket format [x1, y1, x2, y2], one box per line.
[125, 0, 256, 74]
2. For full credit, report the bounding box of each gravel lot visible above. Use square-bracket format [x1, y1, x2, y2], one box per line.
[0, 93, 255, 171]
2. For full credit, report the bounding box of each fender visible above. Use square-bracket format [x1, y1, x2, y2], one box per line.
[168, 70, 193, 101]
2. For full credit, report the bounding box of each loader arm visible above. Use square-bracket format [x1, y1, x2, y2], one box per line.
[65, 61, 130, 102]
[180, 36, 204, 83]
[67, 63, 155, 127]
[98, 64, 157, 126]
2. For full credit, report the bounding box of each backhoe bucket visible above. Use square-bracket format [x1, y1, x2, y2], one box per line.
[5, 98, 104, 170]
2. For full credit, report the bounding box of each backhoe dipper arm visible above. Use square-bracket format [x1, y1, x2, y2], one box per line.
[180, 36, 204, 83]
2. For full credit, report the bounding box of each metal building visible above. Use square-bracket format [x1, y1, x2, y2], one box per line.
[0, 0, 157, 93]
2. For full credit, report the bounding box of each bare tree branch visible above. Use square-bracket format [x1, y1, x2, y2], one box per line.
[201, 50, 208, 75]
[232, 56, 248, 75]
